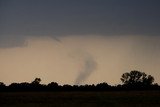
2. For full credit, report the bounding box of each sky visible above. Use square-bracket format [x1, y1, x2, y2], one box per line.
[0, 0, 160, 85]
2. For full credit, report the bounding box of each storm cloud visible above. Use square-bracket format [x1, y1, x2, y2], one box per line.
[0, 0, 160, 48]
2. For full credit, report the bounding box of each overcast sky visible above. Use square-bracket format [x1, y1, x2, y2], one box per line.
[0, 0, 160, 85]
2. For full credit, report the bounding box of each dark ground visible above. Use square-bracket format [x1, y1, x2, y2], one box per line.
[0, 91, 160, 107]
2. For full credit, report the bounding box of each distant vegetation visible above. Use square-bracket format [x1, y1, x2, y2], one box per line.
[0, 70, 159, 91]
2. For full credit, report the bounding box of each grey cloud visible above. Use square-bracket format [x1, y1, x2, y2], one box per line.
[0, 35, 27, 48]
[0, 0, 160, 48]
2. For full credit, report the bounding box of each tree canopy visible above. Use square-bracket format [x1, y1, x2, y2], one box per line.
[121, 70, 154, 86]
[0, 70, 159, 91]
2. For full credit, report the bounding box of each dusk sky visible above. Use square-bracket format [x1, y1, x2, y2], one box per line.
[0, 0, 160, 85]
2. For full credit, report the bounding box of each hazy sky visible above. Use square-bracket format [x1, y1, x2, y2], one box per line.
[0, 0, 160, 85]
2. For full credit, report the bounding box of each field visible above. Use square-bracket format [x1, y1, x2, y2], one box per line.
[0, 91, 160, 107]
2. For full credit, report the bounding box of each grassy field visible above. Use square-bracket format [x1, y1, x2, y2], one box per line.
[0, 91, 160, 107]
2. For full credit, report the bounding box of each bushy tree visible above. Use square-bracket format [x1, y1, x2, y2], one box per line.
[121, 70, 154, 86]
[0, 82, 5, 86]
[31, 78, 41, 84]
[47, 82, 59, 90]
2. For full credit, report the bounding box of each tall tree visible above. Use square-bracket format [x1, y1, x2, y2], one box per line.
[121, 70, 154, 86]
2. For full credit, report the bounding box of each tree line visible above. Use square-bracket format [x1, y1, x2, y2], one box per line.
[0, 70, 160, 92]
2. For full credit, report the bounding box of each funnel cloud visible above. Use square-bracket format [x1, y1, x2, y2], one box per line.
[74, 53, 97, 85]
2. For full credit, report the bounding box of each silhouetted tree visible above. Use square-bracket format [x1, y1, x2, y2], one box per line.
[121, 70, 154, 87]
[62, 84, 73, 91]
[48, 82, 58, 87]
[47, 82, 59, 91]
[8, 83, 20, 91]
[96, 82, 110, 90]
[0, 73, 159, 92]
[19, 82, 31, 90]
[0, 82, 6, 91]
[31, 78, 41, 85]
[30, 78, 43, 91]
[0, 82, 5, 86]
